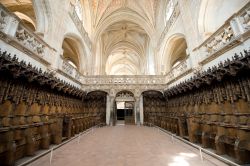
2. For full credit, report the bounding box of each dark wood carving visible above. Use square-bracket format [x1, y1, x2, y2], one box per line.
[143, 49, 250, 165]
[0, 50, 107, 166]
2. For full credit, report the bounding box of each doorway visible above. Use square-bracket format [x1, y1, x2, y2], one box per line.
[114, 91, 135, 125]
[117, 109, 125, 120]
[116, 102, 126, 125]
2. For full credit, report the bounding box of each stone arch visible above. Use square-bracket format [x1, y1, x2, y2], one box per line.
[1, 0, 52, 35]
[61, 33, 88, 74]
[197, 0, 248, 40]
[116, 90, 135, 98]
[87, 90, 109, 96]
[86, 90, 108, 98]
[2, 0, 36, 30]
[114, 90, 136, 125]
[162, 33, 188, 73]
[142, 90, 164, 98]
[14, 12, 36, 30]
[32, 0, 52, 35]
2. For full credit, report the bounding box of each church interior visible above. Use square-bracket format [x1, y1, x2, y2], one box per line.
[0, 0, 250, 165]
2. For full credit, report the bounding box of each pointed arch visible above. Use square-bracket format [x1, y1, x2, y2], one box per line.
[162, 33, 188, 73]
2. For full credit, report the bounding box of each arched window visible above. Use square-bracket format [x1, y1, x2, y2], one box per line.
[165, 0, 174, 22]
[75, 0, 83, 21]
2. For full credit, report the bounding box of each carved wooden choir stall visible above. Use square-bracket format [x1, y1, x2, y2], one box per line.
[0, 50, 106, 166]
[143, 49, 250, 165]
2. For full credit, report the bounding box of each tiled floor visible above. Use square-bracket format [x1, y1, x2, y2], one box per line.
[28, 126, 228, 166]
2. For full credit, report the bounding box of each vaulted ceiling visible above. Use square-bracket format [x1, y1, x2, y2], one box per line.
[79, 0, 165, 75]
[103, 21, 147, 75]
[88, 0, 160, 29]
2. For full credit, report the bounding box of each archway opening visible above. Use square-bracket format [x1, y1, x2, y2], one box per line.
[169, 37, 187, 68]
[2, 0, 37, 30]
[61, 37, 83, 75]
[163, 35, 188, 74]
[114, 91, 135, 125]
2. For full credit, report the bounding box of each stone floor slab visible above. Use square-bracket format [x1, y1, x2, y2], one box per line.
[27, 126, 228, 166]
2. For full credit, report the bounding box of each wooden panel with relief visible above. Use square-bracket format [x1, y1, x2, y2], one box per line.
[0, 50, 106, 166]
[143, 49, 250, 165]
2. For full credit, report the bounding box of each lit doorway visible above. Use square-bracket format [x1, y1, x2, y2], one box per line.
[114, 91, 135, 125]
[116, 101, 125, 125]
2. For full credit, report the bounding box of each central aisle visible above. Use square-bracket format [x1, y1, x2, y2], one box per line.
[29, 126, 226, 166]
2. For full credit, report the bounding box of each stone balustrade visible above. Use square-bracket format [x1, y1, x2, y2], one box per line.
[200, 23, 235, 57]
[15, 24, 46, 56]
[62, 60, 74, 75]
[238, 2, 250, 32]
[83, 75, 165, 85]
[0, 6, 8, 31]
[196, 2, 250, 64]
[166, 57, 192, 83]
[0, 3, 54, 64]
[69, 3, 92, 50]
[60, 59, 82, 82]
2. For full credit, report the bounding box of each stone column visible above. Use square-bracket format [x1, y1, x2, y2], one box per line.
[106, 95, 110, 125]
[139, 95, 144, 125]
[109, 96, 115, 126]
[134, 97, 140, 125]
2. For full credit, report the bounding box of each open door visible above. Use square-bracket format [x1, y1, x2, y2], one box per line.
[125, 102, 134, 125]
[114, 91, 135, 125]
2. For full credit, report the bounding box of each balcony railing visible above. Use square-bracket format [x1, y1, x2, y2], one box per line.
[165, 57, 192, 83]
[60, 59, 82, 82]
[0, 4, 55, 64]
[0, 6, 8, 31]
[15, 24, 46, 56]
[69, 3, 92, 50]
[83, 75, 165, 85]
[196, 2, 250, 64]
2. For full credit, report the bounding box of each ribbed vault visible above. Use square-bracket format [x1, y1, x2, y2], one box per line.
[102, 21, 148, 75]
